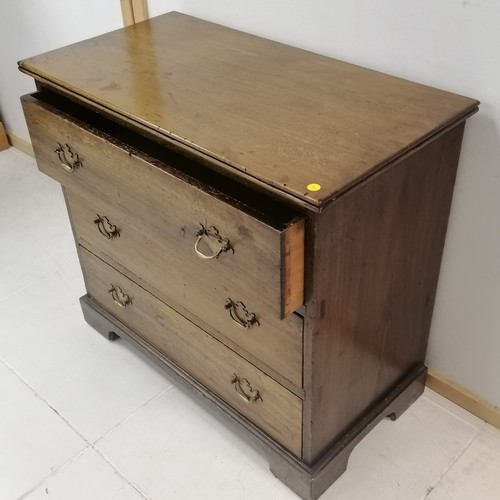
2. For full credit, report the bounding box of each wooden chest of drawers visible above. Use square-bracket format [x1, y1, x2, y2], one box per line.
[19, 12, 478, 499]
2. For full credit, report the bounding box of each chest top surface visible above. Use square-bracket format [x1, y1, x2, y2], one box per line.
[19, 12, 478, 206]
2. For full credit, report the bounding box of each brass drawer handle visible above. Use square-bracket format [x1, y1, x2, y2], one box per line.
[94, 214, 120, 240]
[224, 299, 260, 329]
[108, 284, 131, 308]
[54, 142, 82, 172]
[194, 224, 232, 259]
[230, 374, 262, 404]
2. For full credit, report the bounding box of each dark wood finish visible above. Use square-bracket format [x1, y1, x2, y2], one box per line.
[18, 13, 478, 205]
[21, 94, 304, 388]
[80, 246, 303, 456]
[81, 294, 425, 500]
[19, 12, 478, 499]
[21, 93, 304, 318]
[65, 192, 304, 398]
[80, 294, 305, 459]
[302, 123, 466, 462]
[63, 186, 303, 388]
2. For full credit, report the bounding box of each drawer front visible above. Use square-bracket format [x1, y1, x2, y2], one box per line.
[80, 246, 302, 457]
[21, 93, 304, 319]
[67, 189, 303, 388]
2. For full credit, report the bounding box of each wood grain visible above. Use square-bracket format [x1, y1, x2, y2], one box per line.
[18, 12, 478, 205]
[80, 246, 303, 456]
[19, 13, 479, 497]
[302, 123, 466, 462]
[22, 93, 304, 388]
[67, 188, 304, 388]
[21, 93, 304, 319]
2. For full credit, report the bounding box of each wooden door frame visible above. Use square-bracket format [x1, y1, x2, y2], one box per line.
[121, 0, 149, 26]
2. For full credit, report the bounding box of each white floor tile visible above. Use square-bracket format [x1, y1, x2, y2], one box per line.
[0, 149, 61, 216]
[320, 393, 481, 499]
[0, 230, 56, 302]
[0, 360, 85, 500]
[0, 270, 171, 443]
[96, 385, 295, 500]
[57, 257, 86, 297]
[422, 386, 485, 431]
[22, 448, 147, 500]
[426, 424, 500, 500]
[96, 382, 489, 500]
[0, 149, 65, 300]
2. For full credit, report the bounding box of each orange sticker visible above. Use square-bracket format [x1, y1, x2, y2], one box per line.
[307, 183, 321, 192]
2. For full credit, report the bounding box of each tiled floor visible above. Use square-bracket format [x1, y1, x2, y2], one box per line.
[1, 146, 499, 500]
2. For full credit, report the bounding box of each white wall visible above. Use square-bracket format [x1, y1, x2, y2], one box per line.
[0, 0, 123, 142]
[148, 0, 500, 406]
[148, 0, 182, 18]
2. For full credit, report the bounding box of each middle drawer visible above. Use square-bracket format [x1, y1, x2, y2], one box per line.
[67, 189, 303, 388]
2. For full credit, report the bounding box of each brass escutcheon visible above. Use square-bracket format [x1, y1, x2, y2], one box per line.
[194, 224, 232, 259]
[94, 214, 120, 240]
[230, 374, 262, 404]
[54, 142, 82, 172]
[109, 284, 131, 308]
[224, 299, 259, 329]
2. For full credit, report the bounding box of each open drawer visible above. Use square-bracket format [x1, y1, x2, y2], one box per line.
[22, 91, 305, 319]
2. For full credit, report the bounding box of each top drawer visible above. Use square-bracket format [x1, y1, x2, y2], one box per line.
[21, 92, 304, 319]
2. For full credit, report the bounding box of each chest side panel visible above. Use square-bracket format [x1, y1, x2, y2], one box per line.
[302, 123, 466, 462]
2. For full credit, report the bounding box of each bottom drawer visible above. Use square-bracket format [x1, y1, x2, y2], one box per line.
[80, 246, 303, 457]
